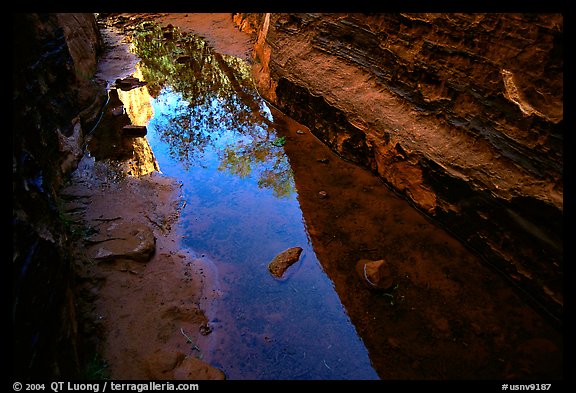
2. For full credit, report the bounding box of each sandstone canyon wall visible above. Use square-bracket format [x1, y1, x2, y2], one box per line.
[236, 13, 563, 322]
[12, 13, 106, 378]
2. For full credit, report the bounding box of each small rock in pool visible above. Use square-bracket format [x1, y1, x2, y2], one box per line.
[199, 324, 212, 336]
[355, 259, 395, 291]
[268, 247, 303, 279]
[318, 191, 328, 199]
[296, 130, 305, 135]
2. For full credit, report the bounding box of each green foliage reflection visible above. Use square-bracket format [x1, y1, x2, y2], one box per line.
[130, 21, 294, 198]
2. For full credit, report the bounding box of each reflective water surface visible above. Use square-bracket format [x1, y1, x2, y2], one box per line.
[125, 22, 378, 379]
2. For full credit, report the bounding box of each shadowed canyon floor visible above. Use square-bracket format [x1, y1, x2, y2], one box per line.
[65, 13, 562, 380]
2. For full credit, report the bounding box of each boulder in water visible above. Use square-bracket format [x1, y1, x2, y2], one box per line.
[268, 247, 303, 279]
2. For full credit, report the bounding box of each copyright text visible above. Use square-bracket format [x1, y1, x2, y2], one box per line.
[12, 382, 199, 393]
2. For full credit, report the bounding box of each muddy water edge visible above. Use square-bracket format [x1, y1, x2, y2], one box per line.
[68, 13, 562, 380]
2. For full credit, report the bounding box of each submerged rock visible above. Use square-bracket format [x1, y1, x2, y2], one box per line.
[268, 247, 303, 279]
[355, 259, 394, 291]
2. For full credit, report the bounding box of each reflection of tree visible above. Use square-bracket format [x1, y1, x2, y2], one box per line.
[219, 139, 294, 199]
[130, 21, 294, 197]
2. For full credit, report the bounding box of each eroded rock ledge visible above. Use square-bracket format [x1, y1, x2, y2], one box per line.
[236, 13, 563, 322]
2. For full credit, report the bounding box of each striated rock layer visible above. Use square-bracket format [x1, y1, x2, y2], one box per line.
[236, 13, 563, 321]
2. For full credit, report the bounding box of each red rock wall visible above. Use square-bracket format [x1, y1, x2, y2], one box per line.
[12, 13, 106, 378]
[237, 13, 563, 321]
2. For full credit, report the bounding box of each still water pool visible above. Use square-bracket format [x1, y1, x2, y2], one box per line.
[121, 21, 378, 380]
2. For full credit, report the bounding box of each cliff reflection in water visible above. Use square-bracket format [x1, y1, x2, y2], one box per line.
[121, 21, 379, 380]
[129, 21, 294, 198]
[87, 84, 159, 178]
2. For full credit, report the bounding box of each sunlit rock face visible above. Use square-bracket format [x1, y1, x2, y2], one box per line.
[118, 65, 155, 126]
[13, 13, 106, 378]
[238, 13, 563, 321]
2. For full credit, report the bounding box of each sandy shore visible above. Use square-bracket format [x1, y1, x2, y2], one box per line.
[67, 13, 254, 380]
